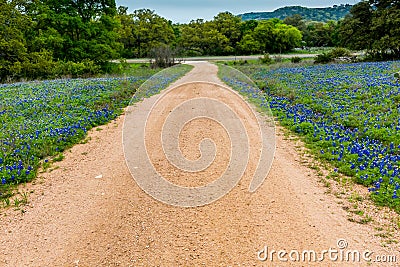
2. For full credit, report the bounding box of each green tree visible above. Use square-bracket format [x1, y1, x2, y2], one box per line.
[116, 6, 135, 58]
[0, 0, 65, 80]
[43, 0, 116, 22]
[202, 21, 231, 55]
[213, 12, 241, 53]
[179, 19, 204, 56]
[238, 34, 260, 55]
[27, 0, 121, 64]
[125, 9, 175, 58]
[338, 0, 400, 59]
[303, 21, 338, 47]
[338, 1, 373, 50]
[250, 19, 302, 53]
[0, 0, 30, 80]
[238, 20, 259, 54]
[240, 19, 258, 36]
[253, 20, 275, 53]
[272, 23, 303, 53]
[369, 0, 400, 58]
[283, 14, 306, 32]
[180, 19, 230, 56]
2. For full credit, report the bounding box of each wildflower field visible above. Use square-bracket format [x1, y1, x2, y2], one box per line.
[223, 61, 400, 212]
[3, 60, 400, 213]
[0, 65, 192, 198]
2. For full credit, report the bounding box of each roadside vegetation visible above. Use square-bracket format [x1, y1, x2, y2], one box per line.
[221, 58, 400, 213]
[0, 64, 192, 207]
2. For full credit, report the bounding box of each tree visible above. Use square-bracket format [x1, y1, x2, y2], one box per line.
[120, 9, 175, 58]
[116, 6, 135, 58]
[240, 19, 258, 35]
[302, 21, 338, 47]
[149, 44, 177, 68]
[253, 20, 275, 53]
[43, 0, 116, 22]
[250, 19, 302, 53]
[238, 34, 260, 55]
[0, 0, 30, 80]
[338, 1, 373, 50]
[272, 23, 303, 53]
[179, 19, 230, 56]
[283, 14, 306, 32]
[25, 0, 121, 64]
[369, 0, 400, 9]
[369, 0, 400, 58]
[338, 0, 400, 59]
[179, 19, 204, 56]
[202, 22, 230, 55]
[213, 12, 241, 53]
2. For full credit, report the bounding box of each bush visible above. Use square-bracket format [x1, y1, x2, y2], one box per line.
[4, 50, 57, 81]
[22, 51, 58, 79]
[259, 53, 273, 64]
[1, 51, 103, 82]
[314, 47, 353, 64]
[273, 55, 284, 63]
[149, 45, 177, 68]
[55, 60, 101, 78]
[233, 59, 248, 65]
[291, 56, 302, 63]
[329, 47, 351, 58]
[314, 52, 334, 64]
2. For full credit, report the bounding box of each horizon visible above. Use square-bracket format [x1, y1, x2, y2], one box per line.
[115, 0, 360, 23]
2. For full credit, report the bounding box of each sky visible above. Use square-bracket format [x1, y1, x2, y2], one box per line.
[115, 0, 361, 23]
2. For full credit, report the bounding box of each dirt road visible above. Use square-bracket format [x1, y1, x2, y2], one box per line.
[0, 62, 397, 266]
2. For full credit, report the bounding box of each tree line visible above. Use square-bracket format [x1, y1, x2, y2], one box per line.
[1, 0, 120, 81]
[116, 8, 303, 58]
[339, 0, 400, 60]
[1, 0, 399, 81]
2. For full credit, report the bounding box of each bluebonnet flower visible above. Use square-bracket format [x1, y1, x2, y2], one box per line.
[226, 61, 400, 207]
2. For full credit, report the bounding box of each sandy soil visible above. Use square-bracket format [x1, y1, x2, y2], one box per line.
[0, 62, 398, 266]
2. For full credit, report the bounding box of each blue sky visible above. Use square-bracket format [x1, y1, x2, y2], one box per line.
[115, 0, 360, 23]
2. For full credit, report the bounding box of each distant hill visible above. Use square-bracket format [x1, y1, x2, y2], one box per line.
[239, 4, 353, 22]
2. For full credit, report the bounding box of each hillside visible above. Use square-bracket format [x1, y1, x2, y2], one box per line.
[239, 4, 352, 22]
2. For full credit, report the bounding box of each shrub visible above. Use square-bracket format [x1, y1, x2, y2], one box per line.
[149, 45, 177, 68]
[1, 53, 103, 82]
[329, 47, 351, 58]
[273, 55, 284, 63]
[4, 50, 58, 81]
[55, 60, 101, 78]
[314, 47, 353, 64]
[233, 59, 248, 65]
[291, 56, 302, 63]
[259, 53, 273, 64]
[314, 52, 333, 64]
